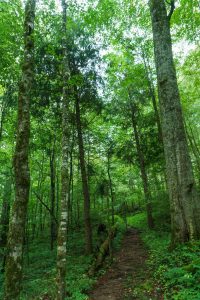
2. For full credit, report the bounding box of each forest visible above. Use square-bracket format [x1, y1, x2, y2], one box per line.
[0, 0, 200, 299]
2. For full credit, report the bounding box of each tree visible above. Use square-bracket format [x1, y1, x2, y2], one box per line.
[4, 0, 36, 299]
[75, 86, 93, 254]
[149, 0, 200, 245]
[0, 176, 12, 272]
[56, 0, 70, 299]
[49, 140, 57, 250]
[130, 103, 154, 229]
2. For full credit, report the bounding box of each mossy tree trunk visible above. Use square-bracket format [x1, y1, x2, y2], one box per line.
[149, 0, 200, 245]
[4, 0, 36, 299]
[88, 226, 116, 276]
[56, 0, 70, 299]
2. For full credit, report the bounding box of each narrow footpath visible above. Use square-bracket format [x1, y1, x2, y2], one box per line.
[88, 228, 163, 300]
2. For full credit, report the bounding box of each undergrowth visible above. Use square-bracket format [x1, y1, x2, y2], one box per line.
[0, 219, 125, 300]
[128, 212, 200, 300]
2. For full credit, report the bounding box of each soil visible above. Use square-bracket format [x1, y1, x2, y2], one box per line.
[88, 228, 163, 300]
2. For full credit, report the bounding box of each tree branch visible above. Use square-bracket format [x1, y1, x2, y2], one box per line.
[167, 0, 175, 20]
[33, 191, 58, 225]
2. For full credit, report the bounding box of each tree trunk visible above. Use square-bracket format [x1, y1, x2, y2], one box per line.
[185, 124, 200, 174]
[141, 50, 163, 143]
[56, 1, 70, 299]
[131, 105, 154, 229]
[107, 154, 115, 225]
[0, 178, 11, 248]
[31, 201, 38, 240]
[185, 121, 200, 176]
[0, 85, 13, 142]
[0, 178, 12, 273]
[56, 171, 60, 221]
[50, 146, 57, 250]
[4, 1, 36, 299]
[75, 89, 93, 254]
[68, 143, 74, 228]
[0, 101, 5, 141]
[149, 0, 200, 245]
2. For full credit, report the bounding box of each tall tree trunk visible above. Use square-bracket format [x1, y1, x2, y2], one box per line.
[50, 146, 57, 250]
[68, 143, 74, 228]
[0, 178, 12, 273]
[0, 88, 9, 142]
[141, 50, 163, 143]
[56, 171, 60, 221]
[107, 153, 114, 225]
[187, 123, 200, 158]
[56, 1, 70, 299]
[0, 178, 11, 248]
[75, 90, 93, 254]
[149, 0, 200, 245]
[31, 200, 38, 240]
[4, 1, 36, 299]
[0, 102, 5, 142]
[185, 124, 200, 174]
[131, 105, 154, 229]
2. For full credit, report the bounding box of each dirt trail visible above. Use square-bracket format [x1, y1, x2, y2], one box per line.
[88, 228, 162, 300]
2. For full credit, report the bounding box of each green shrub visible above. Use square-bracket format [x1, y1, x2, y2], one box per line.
[128, 212, 200, 300]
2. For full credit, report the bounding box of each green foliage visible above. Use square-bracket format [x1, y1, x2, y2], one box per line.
[128, 212, 200, 300]
[0, 219, 127, 300]
[153, 242, 200, 300]
[0, 0, 200, 299]
[1, 232, 94, 300]
[152, 192, 171, 231]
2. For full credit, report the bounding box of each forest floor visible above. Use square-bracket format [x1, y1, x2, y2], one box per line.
[88, 228, 163, 300]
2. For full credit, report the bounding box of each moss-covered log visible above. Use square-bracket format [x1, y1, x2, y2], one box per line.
[88, 226, 117, 276]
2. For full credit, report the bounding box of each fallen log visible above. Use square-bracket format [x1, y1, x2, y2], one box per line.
[88, 226, 117, 276]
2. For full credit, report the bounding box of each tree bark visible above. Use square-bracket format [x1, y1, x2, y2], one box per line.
[0, 178, 11, 248]
[50, 145, 57, 250]
[0, 178, 12, 273]
[149, 0, 200, 245]
[131, 105, 154, 229]
[68, 142, 74, 228]
[0, 100, 5, 142]
[185, 124, 200, 174]
[107, 153, 115, 225]
[141, 49, 163, 143]
[75, 89, 93, 254]
[56, 1, 70, 299]
[0, 87, 10, 142]
[4, 1, 36, 299]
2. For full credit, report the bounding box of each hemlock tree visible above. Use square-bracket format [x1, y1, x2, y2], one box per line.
[149, 0, 200, 245]
[4, 0, 36, 299]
